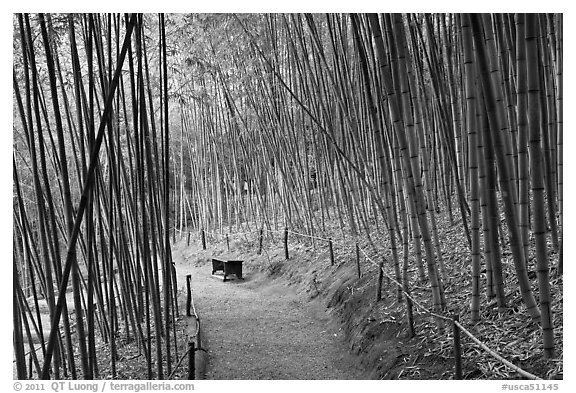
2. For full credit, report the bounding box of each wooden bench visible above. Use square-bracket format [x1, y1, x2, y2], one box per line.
[211, 258, 244, 282]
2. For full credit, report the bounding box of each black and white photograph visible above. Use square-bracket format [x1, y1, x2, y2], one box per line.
[8, 3, 568, 391]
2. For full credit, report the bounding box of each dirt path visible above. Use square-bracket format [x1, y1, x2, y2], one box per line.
[173, 246, 366, 380]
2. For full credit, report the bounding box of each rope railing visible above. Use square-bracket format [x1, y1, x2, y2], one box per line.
[167, 273, 205, 380]
[184, 274, 201, 339]
[195, 225, 544, 380]
[357, 247, 452, 323]
[454, 319, 541, 380]
[167, 344, 194, 380]
[357, 248, 542, 379]
[285, 230, 332, 242]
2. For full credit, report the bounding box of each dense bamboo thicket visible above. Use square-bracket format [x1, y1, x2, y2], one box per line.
[13, 14, 178, 379]
[13, 13, 562, 380]
[167, 13, 562, 357]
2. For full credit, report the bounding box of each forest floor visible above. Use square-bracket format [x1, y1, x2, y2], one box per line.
[16, 212, 562, 381]
[172, 210, 563, 380]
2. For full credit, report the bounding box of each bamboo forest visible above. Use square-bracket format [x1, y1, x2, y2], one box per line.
[12, 13, 563, 382]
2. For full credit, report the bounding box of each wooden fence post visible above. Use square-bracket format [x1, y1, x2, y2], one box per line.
[201, 229, 206, 250]
[452, 313, 463, 380]
[186, 275, 192, 317]
[356, 242, 361, 279]
[188, 342, 195, 380]
[329, 238, 334, 266]
[258, 228, 264, 255]
[376, 259, 384, 302]
[284, 227, 289, 260]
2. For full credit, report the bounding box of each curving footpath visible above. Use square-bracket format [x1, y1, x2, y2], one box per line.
[173, 248, 365, 380]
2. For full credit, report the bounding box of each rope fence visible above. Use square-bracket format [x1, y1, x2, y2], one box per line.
[167, 273, 206, 380]
[180, 225, 544, 380]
